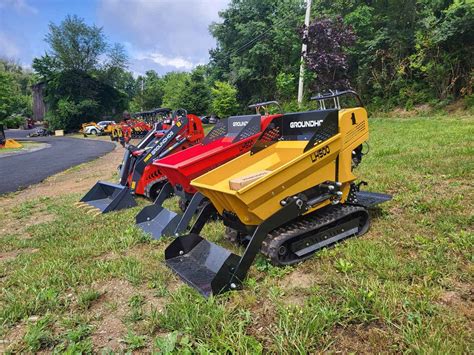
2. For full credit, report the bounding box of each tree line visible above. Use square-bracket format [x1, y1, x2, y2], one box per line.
[0, 59, 34, 128]
[0, 0, 472, 130]
[210, 0, 473, 110]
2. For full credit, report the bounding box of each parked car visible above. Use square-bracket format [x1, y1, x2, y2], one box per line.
[83, 125, 102, 135]
[97, 120, 116, 129]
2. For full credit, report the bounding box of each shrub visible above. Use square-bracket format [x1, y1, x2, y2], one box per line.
[46, 98, 100, 131]
[0, 113, 25, 129]
[211, 81, 239, 118]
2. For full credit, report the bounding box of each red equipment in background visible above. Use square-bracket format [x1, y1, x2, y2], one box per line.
[121, 119, 152, 141]
[112, 108, 174, 145]
[135, 101, 283, 239]
[129, 113, 205, 199]
[79, 110, 204, 213]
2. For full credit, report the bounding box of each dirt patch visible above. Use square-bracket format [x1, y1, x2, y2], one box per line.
[281, 292, 308, 307]
[93, 251, 119, 262]
[278, 269, 319, 306]
[141, 287, 166, 312]
[1, 211, 55, 238]
[330, 322, 396, 353]
[0, 323, 27, 353]
[0, 248, 39, 263]
[124, 243, 155, 259]
[92, 314, 127, 351]
[89, 278, 165, 351]
[0, 143, 123, 208]
[246, 297, 278, 349]
[438, 281, 474, 322]
[89, 279, 135, 351]
[280, 269, 318, 289]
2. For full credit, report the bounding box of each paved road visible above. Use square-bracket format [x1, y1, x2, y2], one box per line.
[4, 128, 37, 139]
[0, 134, 115, 194]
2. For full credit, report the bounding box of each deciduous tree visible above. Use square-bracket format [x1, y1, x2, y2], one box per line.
[211, 81, 239, 117]
[303, 16, 356, 93]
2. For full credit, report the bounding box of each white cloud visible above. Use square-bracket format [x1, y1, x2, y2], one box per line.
[97, 0, 229, 71]
[135, 50, 201, 70]
[0, 0, 38, 14]
[0, 31, 20, 58]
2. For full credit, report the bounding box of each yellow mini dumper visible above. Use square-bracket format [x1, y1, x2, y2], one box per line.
[165, 91, 391, 297]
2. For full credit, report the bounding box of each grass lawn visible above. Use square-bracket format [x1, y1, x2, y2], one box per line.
[0, 113, 472, 353]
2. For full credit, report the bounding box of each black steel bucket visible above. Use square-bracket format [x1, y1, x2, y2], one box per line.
[135, 191, 206, 240]
[135, 204, 181, 239]
[165, 234, 241, 297]
[79, 181, 137, 213]
[355, 191, 392, 208]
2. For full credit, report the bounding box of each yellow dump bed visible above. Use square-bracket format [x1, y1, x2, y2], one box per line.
[191, 108, 369, 225]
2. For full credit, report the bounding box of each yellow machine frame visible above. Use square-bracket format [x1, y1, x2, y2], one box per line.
[191, 107, 368, 225]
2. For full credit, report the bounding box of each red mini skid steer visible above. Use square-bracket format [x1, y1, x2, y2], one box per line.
[135, 102, 283, 239]
[77, 109, 204, 214]
[111, 108, 174, 146]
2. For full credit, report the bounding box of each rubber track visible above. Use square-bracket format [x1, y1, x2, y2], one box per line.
[261, 204, 369, 265]
[144, 178, 166, 200]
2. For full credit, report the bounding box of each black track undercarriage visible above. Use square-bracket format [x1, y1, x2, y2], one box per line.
[225, 202, 370, 266]
[261, 204, 369, 265]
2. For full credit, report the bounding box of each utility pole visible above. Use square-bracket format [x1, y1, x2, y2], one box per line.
[141, 77, 144, 111]
[297, 0, 312, 106]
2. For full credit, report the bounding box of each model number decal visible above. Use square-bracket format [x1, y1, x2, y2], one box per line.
[310, 145, 330, 163]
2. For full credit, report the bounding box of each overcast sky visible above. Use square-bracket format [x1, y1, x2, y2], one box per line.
[0, 0, 229, 75]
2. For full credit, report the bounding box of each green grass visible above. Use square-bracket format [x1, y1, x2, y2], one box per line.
[203, 123, 215, 134]
[0, 113, 472, 352]
[68, 133, 116, 143]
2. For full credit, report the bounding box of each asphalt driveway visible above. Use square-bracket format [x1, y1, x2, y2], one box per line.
[3, 128, 37, 139]
[0, 134, 115, 194]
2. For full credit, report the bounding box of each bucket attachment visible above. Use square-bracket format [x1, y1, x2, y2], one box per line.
[79, 181, 137, 213]
[165, 196, 305, 297]
[355, 191, 392, 208]
[136, 183, 205, 239]
[165, 233, 241, 297]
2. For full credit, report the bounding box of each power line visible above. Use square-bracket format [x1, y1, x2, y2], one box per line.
[226, 7, 306, 57]
[234, 31, 269, 54]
